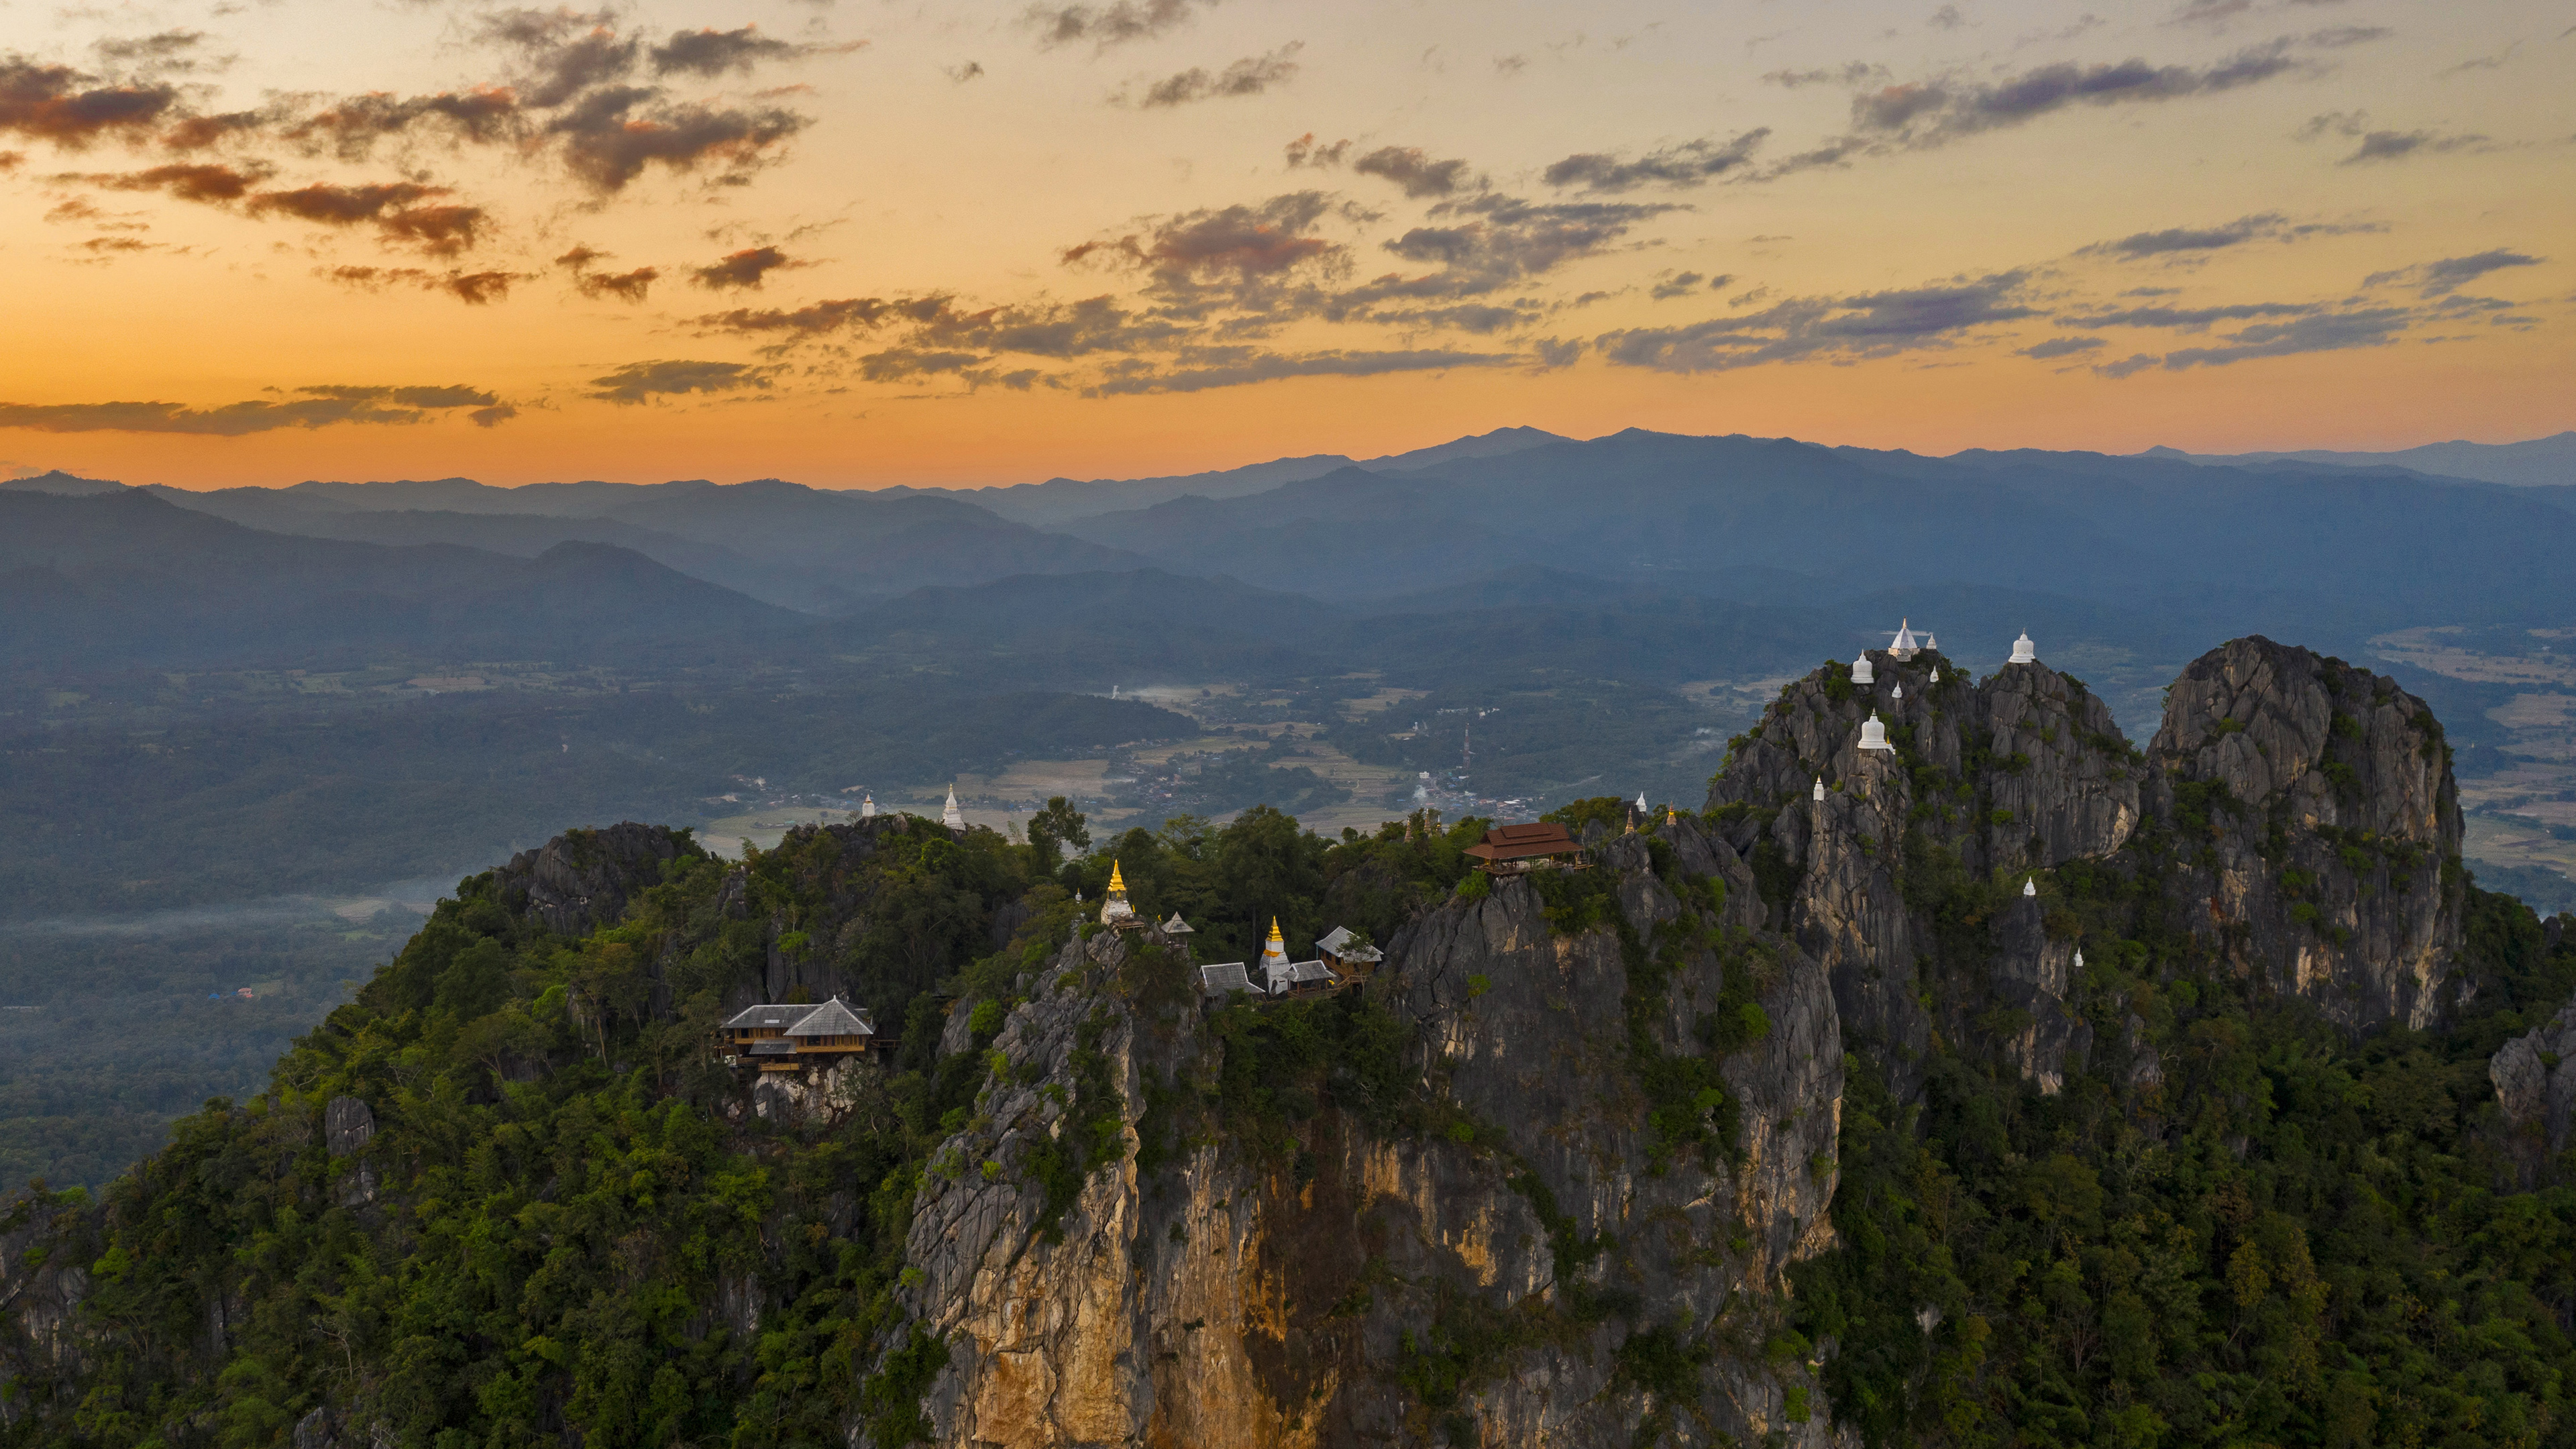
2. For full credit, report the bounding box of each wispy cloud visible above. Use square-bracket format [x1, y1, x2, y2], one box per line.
[0, 384, 504, 434]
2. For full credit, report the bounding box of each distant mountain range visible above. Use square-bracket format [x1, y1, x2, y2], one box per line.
[9, 425, 2573, 706]
[2147, 430, 2575, 488]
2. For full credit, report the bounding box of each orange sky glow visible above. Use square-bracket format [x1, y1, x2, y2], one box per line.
[1, 0, 2568, 488]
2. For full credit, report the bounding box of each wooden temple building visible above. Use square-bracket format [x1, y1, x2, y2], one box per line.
[720, 996, 876, 1071]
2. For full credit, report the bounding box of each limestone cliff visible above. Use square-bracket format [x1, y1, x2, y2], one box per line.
[2147, 637, 2463, 1032]
[888, 818, 1847, 1449]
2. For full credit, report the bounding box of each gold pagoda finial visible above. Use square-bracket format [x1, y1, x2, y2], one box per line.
[1267, 916, 1283, 944]
[1108, 861, 1126, 894]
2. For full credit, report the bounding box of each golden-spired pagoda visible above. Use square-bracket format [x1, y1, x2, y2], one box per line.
[1099, 860, 1141, 930]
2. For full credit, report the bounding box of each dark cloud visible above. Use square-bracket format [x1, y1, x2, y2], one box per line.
[160, 110, 268, 150]
[690, 245, 806, 290]
[1083, 347, 1515, 396]
[78, 162, 270, 202]
[2083, 213, 2285, 256]
[0, 56, 181, 148]
[546, 87, 807, 191]
[588, 359, 769, 403]
[1063, 192, 1340, 279]
[653, 27, 797, 76]
[2093, 354, 2157, 379]
[1543, 129, 1769, 192]
[1027, 0, 1209, 50]
[480, 8, 639, 108]
[947, 61, 985, 83]
[651, 26, 860, 78]
[470, 405, 519, 427]
[1651, 271, 1705, 300]
[1342, 193, 1683, 306]
[2019, 335, 2103, 358]
[2058, 301, 2316, 329]
[2305, 26, 2392, 49]
[559, 246, 658, 301]
[2338, 129, 2487, 164]
[93, 31, 213, 72]
[1351, 146, 1474, 197]
[2365, 250, 2542, 298]
[694, 293, 958, 342]
[1927, 5, 1968, 30]
[375, 205, 486, 256]
[1764, 62, 1889, 88]
[242, 181, 486, 254]
[319, 266, 525, 304]
[1851, 42, 2306, 146]
[246, 180, 443, 225]
[1283, 133, 1348, 168]
[284, 89, 520, 162]
[1593, 270, 2038, 372]
[1130, 45, 1301, 108]
[0, 383, 500, 435]
[0, 150, 21, 172]
[2156, 308, 2412, 368]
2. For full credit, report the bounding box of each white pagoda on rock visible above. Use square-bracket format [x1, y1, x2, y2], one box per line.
[1813, 778, 1825, 801]
[2009, 631, 2037, 665]
[943, 784, 965, 830]
[1889, 619, 1923, 660]
[1851, 653, 1875, 685]
[1099, 861, 1140, 929]
[859, 794, 876, 819]
[1858, 712, 1895, 753]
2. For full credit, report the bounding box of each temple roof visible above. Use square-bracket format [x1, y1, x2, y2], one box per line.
[1200, 962, 1254, 995]
[790, 997, 874, 1037]
[1462, 820, 1580, 862]
[723, 1003, 810, 1030]
[1318, 926, 1381, 961]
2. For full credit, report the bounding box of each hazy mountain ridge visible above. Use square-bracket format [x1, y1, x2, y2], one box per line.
[2150, 429, 2576, 487]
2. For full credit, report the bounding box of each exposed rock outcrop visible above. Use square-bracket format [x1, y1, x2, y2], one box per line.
[2147, 637, 2463, 1033]
[2491, 991, 2576, 1183]
[490, 821, 691, 936]
[890, 822, 1845, 1449]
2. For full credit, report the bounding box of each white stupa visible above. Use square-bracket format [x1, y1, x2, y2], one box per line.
[1257, 918, 1291, 992]
[1813, 778, 1825, 802]
[1892, 683, 1904, 700]
[1635, 791, 1648, 813]
[2074, 947, 2084, 969]
[2022, 876, 2037, 897]
[1099, 860, 1138, 929]
[1851, 653, 1876, 685]
[2009, 631, 2037, 665]
[860, 794, 876, 819]
[943, 784, 965, 830]
[1858, 712, 1894, 752]
[1929, 667, 1941, 684]
[1889, 619, 1921, 660]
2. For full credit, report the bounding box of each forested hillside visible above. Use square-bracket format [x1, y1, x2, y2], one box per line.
[5, 637, 2575, 1448]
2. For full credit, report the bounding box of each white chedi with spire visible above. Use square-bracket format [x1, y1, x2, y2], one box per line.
[1924, 631, 1938, 652]
[1892, 683, 1903, 700]
[1858, 712, 1895, 753]
[943, 784, 965, 830]
[1258, 917, 1291, 994]
[1851, 653, 1875, 685]
[859, 793, 876, 819]
[1813, 778, 1826, 802]
[1889, 618, 1921, 660]
[1099, 860, 1138, 928]
[2009, 631, 2037, 665]
[2023, 876, 2037, 897]
[1929, 667, 1941, 684]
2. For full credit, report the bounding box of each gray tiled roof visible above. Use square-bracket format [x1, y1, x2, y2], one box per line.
[724, 1003, 810, 1030]
[1317, 926, 1382, 961]
[1266, 959, 1338, 991]
[790, 997, 873, 1037]
[1200, 962, 1254, 995]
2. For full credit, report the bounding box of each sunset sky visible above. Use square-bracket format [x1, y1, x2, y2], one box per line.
[1, 0, 2568, 488]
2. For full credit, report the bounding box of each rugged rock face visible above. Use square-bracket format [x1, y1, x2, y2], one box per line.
[2147, 637, 2464, 1033]
[890, 819, 1845, 1449]
[1709, 648, 2143, 1096]
[491, 821, 692, 936]
[2491, 991, 2576, 1183]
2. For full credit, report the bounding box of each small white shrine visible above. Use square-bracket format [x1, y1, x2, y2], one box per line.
[1812, 778, 1825, 801]
[2009, 631, 2037, 665]
[943, 784, 965, 830]
[1858, 712, 1895, 753]
[1851, 653, 1876, 685]
[1889, 619, 1923, 660]
[2022, 876, 2037, 897]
